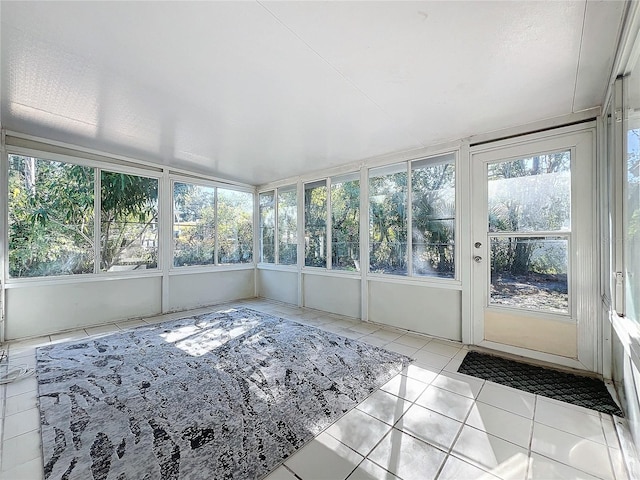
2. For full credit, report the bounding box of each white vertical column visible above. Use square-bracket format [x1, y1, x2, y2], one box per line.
[360, 165, 369, 321]
[161, 170, 172, 313]
[253, 188, 259, 298]
[406, 162, 413, 277]
[459, 142, 473, 344]
[0, 130, 7, 343]
[326, 178, 332, 271]
[297, 180, 304, 307]
[93, 167, 101, 274]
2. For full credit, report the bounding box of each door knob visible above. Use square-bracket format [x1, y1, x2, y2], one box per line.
[474, 242, 482, 248]
[474, 256, 482, 263]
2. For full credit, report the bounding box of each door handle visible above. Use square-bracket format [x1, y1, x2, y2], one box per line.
[474, 256, 482, 263]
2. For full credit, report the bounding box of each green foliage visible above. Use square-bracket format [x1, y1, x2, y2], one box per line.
[304, 184, 327, 267]
[331, 179, 360, 271]
[412, 163, 455, 277]
[8, 156, 95, 277]
[259, 192, 275, 263]
[100, 172, 158, 271]
[173, 184, 253, 266]
[488, 152, 570, 276]
[369, 170, 408, 274]
[278, 189, 297, 265]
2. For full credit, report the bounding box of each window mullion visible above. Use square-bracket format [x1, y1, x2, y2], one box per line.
[326, 178, 332, 270]
[274, 188, 280, 264]
[94, 167, 101, 274]
[407, 162, 413, 277]
[214, 188, 219, 265]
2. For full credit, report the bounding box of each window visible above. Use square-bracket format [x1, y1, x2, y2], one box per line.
[8, 155, 95, 277]
[278, 186, 297, 265]
[173, 183, 253, 267]
[411, 155, 455, 278]
[7, 154, 161, 277]
[173, 182, 216, 267]
[331, 173, 360, 271]
[217, 188, 253, 264]
[626, 65, 640, 322]
[369, 164, 408, 275]
[304, 181, 327, 267]
[368, 154, 457, 279]
[101, 171, 158, 272]
[259, 192, 275, 263]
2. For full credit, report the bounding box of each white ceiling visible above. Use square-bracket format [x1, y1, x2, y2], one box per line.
[0, 1, 627, 186]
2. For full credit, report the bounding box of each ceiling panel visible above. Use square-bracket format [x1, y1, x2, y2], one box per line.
[0, 1, 626, 185]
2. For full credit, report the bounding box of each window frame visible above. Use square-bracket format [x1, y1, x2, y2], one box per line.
[367, 152, 460, 284]
[258, 184, 299, 267]
[5, 146, 164, 283]
[170, 175, 254, 271]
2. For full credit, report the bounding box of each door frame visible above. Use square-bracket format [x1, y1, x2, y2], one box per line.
[465, 123, 599, 372]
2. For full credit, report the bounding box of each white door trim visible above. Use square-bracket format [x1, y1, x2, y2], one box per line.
[466, 123, 598, 372]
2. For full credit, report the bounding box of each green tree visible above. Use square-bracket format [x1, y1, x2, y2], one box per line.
[8, 155, 159, 277]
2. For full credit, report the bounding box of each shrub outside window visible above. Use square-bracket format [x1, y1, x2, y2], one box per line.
[411, 155, 455, 278]
[173, 182, 216, 267]
[101, 171, 158, 272]
[278, 186, 298, 265]
[331, 173, 360, 271]
[217, 188, 253, 264]
[304, 180, 327, 267]
[369, 164, 408, 275]
[7, 154, 162, 277]
[8, 155, 95, 277]
[259, 191, 276, 263]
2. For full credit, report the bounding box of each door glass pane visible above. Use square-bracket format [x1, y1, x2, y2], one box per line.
[488, 152, 571, 232]
[490, 236, 568, 314]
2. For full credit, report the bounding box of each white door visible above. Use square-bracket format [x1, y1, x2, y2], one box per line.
[470, 127, 598, 371]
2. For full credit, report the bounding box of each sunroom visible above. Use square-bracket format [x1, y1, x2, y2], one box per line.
[0, 1, 639, 479]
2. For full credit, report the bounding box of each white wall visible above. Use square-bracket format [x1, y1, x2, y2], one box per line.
[368, 280, 462, 341]
[303, 273, 360, 318]
[168, 269, 255, 311]
[5, 276, 162, 339]
[257, 268, 298, 305]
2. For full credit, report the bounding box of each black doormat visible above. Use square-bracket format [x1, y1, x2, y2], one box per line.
[458, 351, 623, 417]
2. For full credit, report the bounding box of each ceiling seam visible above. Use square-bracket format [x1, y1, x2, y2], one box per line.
[571, 0, 589, 113]
[255, 0, 426, 148]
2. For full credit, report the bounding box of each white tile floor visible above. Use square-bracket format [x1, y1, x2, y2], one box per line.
[0, 298, 633, 480]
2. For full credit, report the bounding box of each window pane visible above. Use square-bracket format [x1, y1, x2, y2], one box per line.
[331, 176, 360, 271]
[490, 236, 568, 314]
[218, 189, 253, 264]
[259, 192, 275, 263]
[173, 182, 215, 267]
[305, 181, 327, 267]
[369, 165, 407, 275]
[278, 186, 297, 265]
[8, 155, 95, 277]
[411, 157, 455, 278]
[626, 127, 640, 321]
[101, 171, 158, 271]
[488, 152, 571, 232]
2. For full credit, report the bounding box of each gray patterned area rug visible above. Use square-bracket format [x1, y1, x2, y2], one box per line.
[36, 307, 410, 480]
